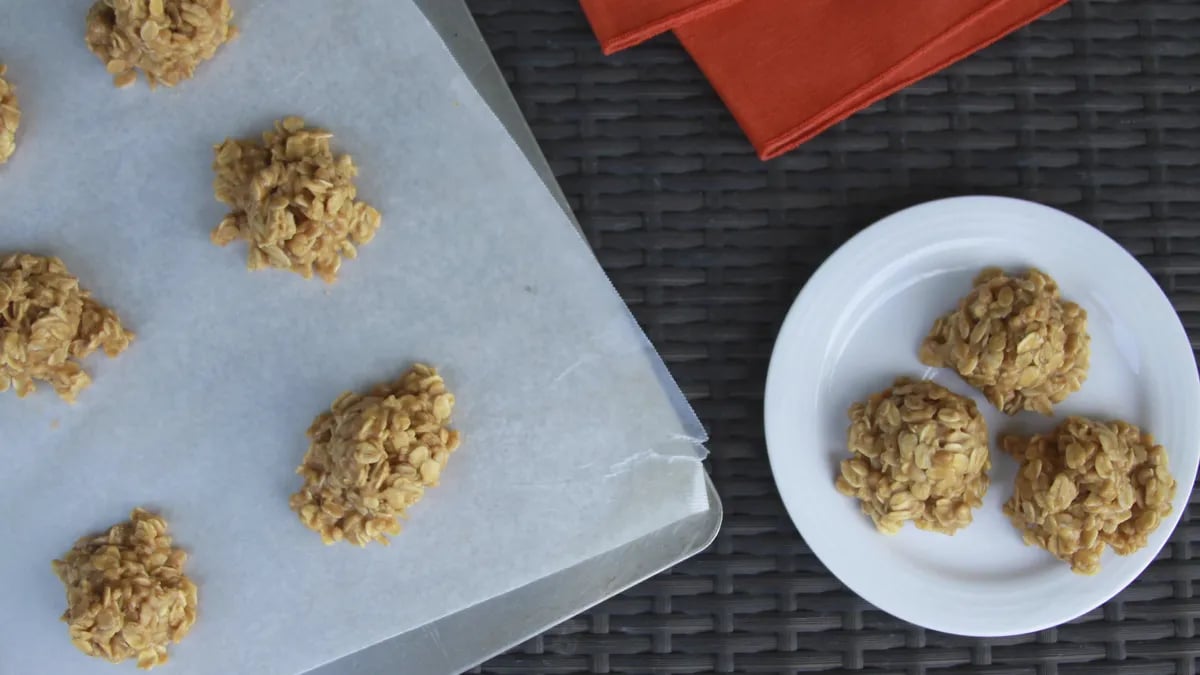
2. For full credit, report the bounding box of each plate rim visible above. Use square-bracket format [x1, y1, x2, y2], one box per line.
[763, 195, 1200, 636]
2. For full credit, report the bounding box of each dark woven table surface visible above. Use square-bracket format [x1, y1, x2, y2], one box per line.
[467, 1, 1200, 673]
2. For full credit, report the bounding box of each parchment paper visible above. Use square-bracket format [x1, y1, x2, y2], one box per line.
[0, 2, 708, 673]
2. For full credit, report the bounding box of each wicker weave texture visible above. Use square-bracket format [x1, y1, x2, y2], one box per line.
[469, 1, 1200, 672]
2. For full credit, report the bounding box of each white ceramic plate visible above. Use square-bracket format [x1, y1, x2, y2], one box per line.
[764, 196, 1200, 636]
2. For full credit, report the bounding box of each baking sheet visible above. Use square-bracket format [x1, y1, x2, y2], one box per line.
[0, 2, 708, 674]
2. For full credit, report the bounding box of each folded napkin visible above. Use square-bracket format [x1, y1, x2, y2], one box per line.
[579, 0, 738, 54]
[581, 0, 1068, 160]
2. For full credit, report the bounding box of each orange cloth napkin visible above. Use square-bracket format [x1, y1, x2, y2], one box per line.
[676, 0, 1068, 159]
[580, 0, 1067, 160]
[579, 0, 739, 54]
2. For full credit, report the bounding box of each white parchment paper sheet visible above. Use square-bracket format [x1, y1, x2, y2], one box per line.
[0, 2, 708, 673]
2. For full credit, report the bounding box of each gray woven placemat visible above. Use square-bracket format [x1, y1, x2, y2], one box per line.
[467, 1, 1200, 672]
